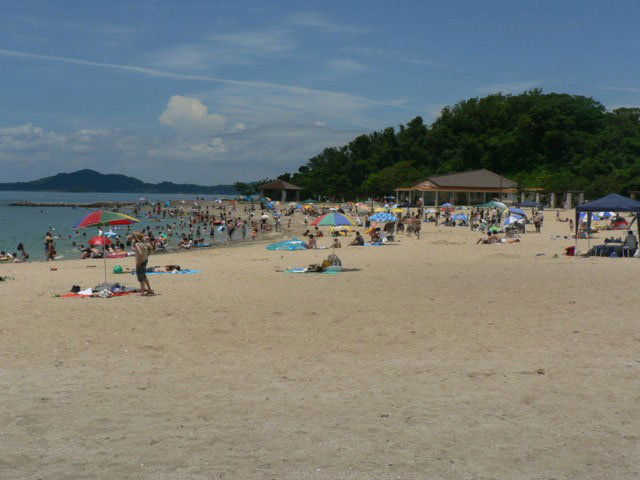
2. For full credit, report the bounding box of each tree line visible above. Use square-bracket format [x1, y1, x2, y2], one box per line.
[236, 90, 640, 200]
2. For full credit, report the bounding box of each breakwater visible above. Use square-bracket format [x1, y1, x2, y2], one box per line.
[9, 201, 138, 208]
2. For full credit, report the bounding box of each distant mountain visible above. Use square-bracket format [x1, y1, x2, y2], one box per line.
[0, 169, 238, 195]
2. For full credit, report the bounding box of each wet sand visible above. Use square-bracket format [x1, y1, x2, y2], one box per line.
[1, 212, 639, 479]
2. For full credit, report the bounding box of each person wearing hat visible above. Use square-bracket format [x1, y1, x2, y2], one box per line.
[133, 231, 154, 296]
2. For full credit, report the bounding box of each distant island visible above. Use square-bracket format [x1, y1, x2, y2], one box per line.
[0, 169, 238, 195]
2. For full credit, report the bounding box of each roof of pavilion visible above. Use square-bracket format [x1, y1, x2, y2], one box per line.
[258, 180, 302, 190]
[398, 169, 518, 191]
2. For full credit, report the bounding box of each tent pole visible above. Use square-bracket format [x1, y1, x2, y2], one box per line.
[574, 209, 578, 256]
[637, 213, 640, 259]
[587, 213, 591, 253]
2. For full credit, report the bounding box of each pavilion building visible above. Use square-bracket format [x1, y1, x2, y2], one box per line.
[395, 169, 529, 206]
[258, 180, 302, 202]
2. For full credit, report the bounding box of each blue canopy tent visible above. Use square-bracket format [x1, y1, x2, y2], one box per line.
[452, 213, 468, 224]
[574, 194, 640, 255]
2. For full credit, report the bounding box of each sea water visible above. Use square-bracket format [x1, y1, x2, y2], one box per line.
[0, 191, 243, 261]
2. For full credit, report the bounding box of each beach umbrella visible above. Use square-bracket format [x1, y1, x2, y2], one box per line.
[89, 235, 112, 247]
[302, 198, 318, 204]
[508, 207, 527, 217]
[368, 212, 398, 223]
[440, 202, 454, 207]
[479, 200, 507, 209]
[73, 210, 139, 283]
[318, 213, 354, 253]
[310, 214, 327, 227]
[452, 213, 468, 223]
[374, 207, 388, 213]
[74, 210, 139, 229]
[317, 213, 353, 227]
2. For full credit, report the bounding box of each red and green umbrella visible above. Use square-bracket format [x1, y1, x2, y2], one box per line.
[74, 210, 139, 229]
[310, 213, 328, 227]
[74, 210, 139, 283]
[316, 213, 353, 227]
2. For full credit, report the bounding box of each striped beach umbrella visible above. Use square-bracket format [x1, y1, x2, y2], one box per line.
[317, 213, 353, 227]
[74, 210, 139, 283]
[73, 210, 139, 229]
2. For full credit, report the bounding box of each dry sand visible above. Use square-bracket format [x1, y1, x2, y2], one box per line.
[1, 211, 639, 479]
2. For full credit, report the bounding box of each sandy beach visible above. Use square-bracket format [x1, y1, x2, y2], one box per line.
[1, 212, 639, 479]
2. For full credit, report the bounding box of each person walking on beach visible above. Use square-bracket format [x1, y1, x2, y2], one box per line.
[45, 232, 56, 261]
[534, 213, 542, 233]
[133, 231, 153, 296]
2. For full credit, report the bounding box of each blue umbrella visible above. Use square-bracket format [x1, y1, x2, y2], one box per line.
[452, 213, 468, 222]
[441, 202, 454, 207]
[368, 212, 398, 222]
[508, 207, 527, 217]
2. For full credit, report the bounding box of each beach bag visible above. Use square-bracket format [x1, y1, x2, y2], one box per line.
[327, 254, 342, 266]
[306, 264, 325, 273]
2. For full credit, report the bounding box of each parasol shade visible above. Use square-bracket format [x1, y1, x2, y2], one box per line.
[317, 213, 353, 227]
[74, 210, 139, 229]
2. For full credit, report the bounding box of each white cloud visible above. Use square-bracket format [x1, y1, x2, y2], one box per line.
[209, 30, 294, 54]
[326, 58, 368, 74]
[287, 12, 366, 34]
[159, 95, 227, 132]
[343, 46, 443, 68]
[0, 118, 363, 183]
[0, 48, 408, 112]
[145, 44, 218, 70]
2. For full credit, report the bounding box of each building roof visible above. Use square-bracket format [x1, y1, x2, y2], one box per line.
[408, 169, 517, 190]
[258, 179, 302, 190]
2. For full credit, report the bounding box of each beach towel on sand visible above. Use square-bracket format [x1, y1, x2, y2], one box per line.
[285, 267, 341, 274]
[145, 269, 201, 275]
[61, 291, 139, 298]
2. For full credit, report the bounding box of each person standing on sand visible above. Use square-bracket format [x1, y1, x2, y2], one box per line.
[534, 213, 542, 233]
[133, 231, 153, 296]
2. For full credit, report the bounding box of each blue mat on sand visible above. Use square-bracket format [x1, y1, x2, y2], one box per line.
[144, 269, 202, 275]
[286, 268, 341, 274]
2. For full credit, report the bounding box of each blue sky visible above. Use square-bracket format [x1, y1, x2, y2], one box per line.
[1, 0, 639, 184]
